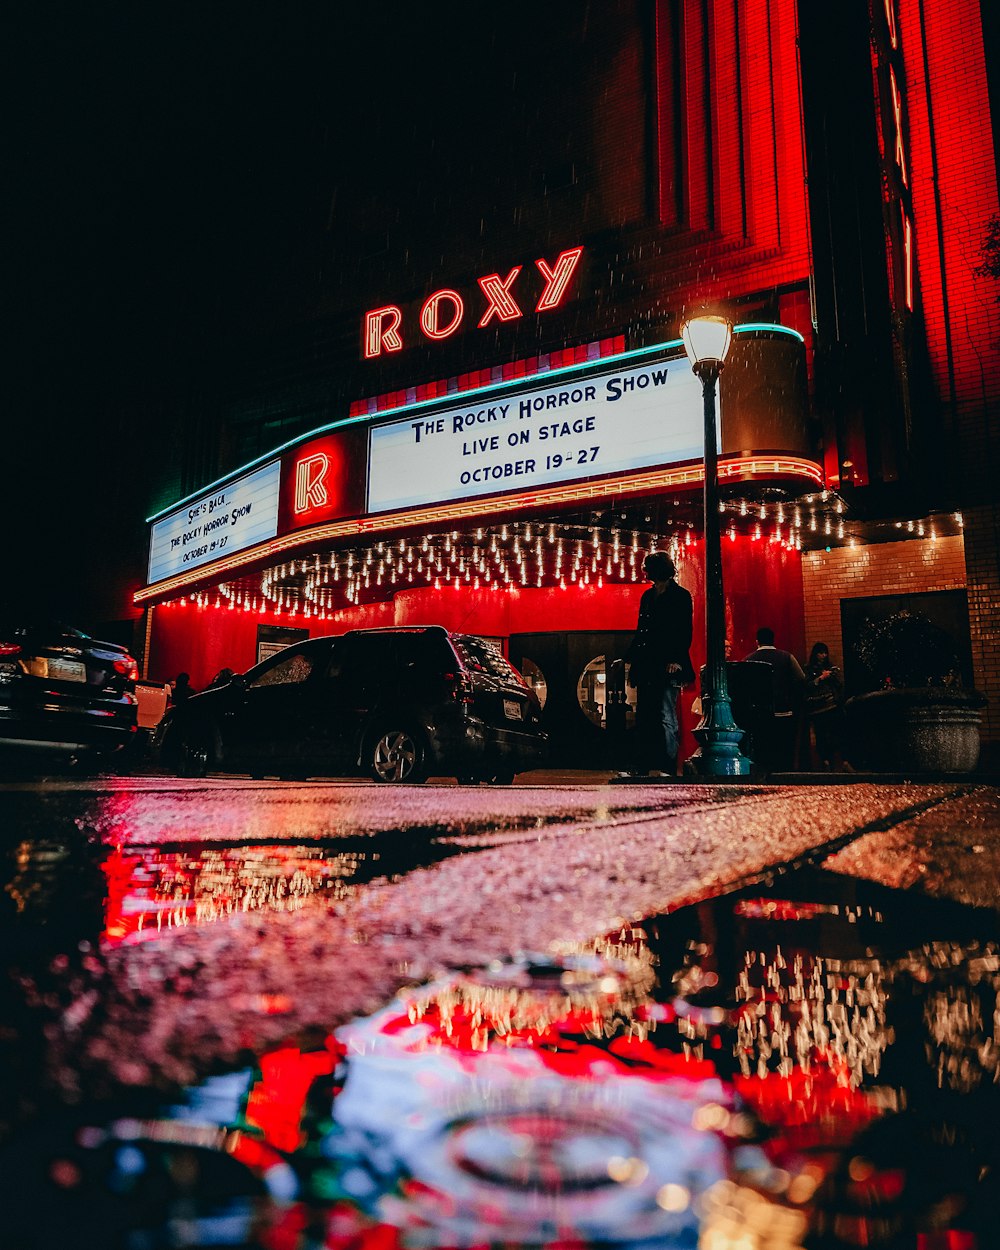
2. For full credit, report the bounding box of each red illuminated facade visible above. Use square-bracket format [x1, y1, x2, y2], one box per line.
[138, 0, 1000, 768]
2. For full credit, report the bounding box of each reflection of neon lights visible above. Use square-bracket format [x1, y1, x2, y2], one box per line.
[735, 949, 888, 1089]
[405, 942, 656, 1051]
[331, 963, 738, 1245]
[101, 846, 363, 946]
[244, 1045, 337, 1154]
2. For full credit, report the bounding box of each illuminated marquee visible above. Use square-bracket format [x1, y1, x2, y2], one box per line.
[364, 246, 583, 357]
[147, 461, 281, 584]
[367, 351, 706, 513]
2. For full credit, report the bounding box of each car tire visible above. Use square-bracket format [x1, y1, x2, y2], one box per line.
[368, 725, 428, 784]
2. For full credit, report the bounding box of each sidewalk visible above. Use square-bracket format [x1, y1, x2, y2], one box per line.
[514, 768, 1000, 786]
[605, 768, 1000, 786]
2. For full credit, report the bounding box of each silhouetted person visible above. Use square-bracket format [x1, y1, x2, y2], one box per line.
[171, 672, 197, 704]
[624, 552, 695, 776]
[209, 667, 235, 689]
[743, 627, 804, 772]
[803, 641, 844, 769]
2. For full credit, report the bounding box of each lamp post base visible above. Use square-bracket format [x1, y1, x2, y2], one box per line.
[690, 705, 752, 777]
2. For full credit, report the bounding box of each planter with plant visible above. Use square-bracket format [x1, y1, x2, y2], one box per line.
[845, 610, 986, 773]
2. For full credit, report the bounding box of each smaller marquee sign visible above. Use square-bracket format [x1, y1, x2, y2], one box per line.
[147, 460, 281, 584]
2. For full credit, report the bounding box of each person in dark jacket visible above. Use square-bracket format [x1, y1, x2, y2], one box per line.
[743, 627, 805, 771]
[623, 551, 695, 776]
[171, 672, 197, 705]
[803, 641, 844, 769]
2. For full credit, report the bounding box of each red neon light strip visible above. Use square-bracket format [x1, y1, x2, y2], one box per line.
[134, 455, 823, 605]
[419, 289, 464, 340]
[889, 67, 908, 187]
[883, 0, 898, 49]
[363, 305, 403, 358]
[534, 246, 584, 312]
[477, 267, 523, 326]
[902, 206, 914, 311]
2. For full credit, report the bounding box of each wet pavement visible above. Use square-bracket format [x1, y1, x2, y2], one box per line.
[1, 776, 999, 1247]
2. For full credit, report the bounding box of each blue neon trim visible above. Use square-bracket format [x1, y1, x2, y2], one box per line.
[146, 322, 797, 522]
[733, 322, 805, 343]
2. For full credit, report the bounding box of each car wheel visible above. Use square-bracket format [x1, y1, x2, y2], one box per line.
[368, 725, 428, 784]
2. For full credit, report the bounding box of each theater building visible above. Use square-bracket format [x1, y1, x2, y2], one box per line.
[135, 0, 1000, 769]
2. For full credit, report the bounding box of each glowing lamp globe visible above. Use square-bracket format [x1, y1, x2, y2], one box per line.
[681, 316, 733, 370]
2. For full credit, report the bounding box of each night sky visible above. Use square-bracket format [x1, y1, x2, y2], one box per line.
[7, 3, 575, 633]
[9, 7, 351, 625]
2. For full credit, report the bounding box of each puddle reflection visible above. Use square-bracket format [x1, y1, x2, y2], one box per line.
[101, 845, 366, 945]
[3, 867, 998, 1248]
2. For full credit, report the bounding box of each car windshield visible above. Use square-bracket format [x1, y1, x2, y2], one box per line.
[452, 635, 520, 682]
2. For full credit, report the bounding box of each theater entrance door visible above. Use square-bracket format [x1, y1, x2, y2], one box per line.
[509, 631, 637, 770]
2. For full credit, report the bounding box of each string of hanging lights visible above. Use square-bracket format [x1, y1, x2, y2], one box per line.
[157, 489, 866, 614]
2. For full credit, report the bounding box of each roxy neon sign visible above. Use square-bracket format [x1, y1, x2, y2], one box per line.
[363, 246, 584, 358]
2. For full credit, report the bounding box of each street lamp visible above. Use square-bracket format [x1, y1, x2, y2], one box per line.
[682, 315, 751, 777]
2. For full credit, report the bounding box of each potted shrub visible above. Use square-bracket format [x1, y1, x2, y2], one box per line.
[845, 610, 986, 773]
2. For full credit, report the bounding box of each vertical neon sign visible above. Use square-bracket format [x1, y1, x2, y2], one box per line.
[874, 0, 915, 313]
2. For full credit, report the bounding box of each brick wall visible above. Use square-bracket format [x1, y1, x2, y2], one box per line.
[802, 535, 967, 666]
[962, 504, 1000, 750]
[801, 533, 966, 649]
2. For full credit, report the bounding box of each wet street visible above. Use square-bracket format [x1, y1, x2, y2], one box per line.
[2, 775, 1000, 1248]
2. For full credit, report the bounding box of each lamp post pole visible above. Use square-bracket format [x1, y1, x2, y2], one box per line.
[684, 318, 750, 777]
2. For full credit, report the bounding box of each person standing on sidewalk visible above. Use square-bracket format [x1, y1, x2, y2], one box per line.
[803, 641, 845, 769]
[743, 627, 805, 772]
[623, 552, 695, 776]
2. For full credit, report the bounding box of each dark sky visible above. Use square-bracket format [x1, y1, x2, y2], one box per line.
[7, 3, 578, 630]
[9, 6, 356, 624]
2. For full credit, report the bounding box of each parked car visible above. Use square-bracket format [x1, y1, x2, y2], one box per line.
[0, 621, 138, 766]
[157, 626, 547, 783]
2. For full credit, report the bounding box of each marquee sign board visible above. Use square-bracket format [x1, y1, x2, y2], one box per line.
[366, 353, 710, 513]
[147, 460, 281, 584]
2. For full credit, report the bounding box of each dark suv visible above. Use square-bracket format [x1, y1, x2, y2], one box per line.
[158, 626, 547, 782]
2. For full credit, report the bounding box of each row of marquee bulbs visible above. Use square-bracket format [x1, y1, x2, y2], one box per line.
[199, 515, 809, 616]
[251, 525, 685, 613]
